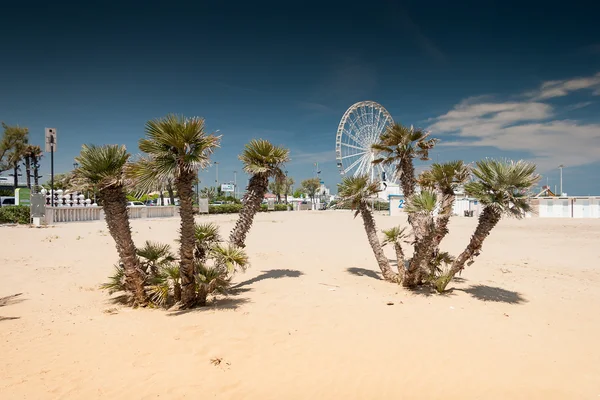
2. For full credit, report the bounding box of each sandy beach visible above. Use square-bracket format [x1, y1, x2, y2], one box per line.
[1, 210, 600, 399]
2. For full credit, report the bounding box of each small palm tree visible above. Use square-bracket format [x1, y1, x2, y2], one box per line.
[74, 144, 147, 306]
[137, 241, 175, 275]
[372, 123, 438, 199]
[440, 159, 539, 291]
[194, 222, 222, 262]
[229, 139, 290, 248]
[338, 175, 400, 283]
[129, 114, 220, 308]
[381, 226, 409, 268]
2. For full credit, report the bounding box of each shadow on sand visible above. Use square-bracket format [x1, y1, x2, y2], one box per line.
[232, 269, 304, 289]
[346, 267, 382, 281]
[459, 284, 527, 304]
[0, 293, 24, 322]
[167, 297, 250, 316]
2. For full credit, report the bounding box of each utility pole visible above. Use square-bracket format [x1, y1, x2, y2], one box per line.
[558, 164, 564, 195]
[45, 128, 57, 207]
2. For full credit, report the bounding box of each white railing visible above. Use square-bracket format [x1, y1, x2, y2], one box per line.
[45, 206, 178, 224]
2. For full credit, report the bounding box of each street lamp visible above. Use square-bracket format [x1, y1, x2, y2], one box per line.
[558, 164, 564, 196]
[233, 170, 237, 199]
[214, 161, 219, 188]
[73, 162, 79, 169]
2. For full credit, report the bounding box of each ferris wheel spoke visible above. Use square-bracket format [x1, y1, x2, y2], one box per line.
[343, 128, 367, 148]
[343, 155, 365, 175]
[341, 142, 367, 151]
[341, 151, 366, 159]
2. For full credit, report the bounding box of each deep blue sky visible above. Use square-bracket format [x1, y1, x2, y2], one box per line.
[1, 0, 599, 194]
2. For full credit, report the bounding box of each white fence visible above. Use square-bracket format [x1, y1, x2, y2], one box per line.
[45, 206, 178, 224]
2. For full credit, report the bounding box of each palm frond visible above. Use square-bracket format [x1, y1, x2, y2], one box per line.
[381, 226, 409, 247]
[73, 144, 129, 190]
[137, 241, 175, 266]
[336, 175, 380, 212]
[100, 264, 126, 294]
[196, 263, 232, 295]
[404, 190, 438, 214]
[238, 139, 290, 177]
[466, 159, 540, 218]
[194, 223, 222, 246]
[211, 243, 249, 274]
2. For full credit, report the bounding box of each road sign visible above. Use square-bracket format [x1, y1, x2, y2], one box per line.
[45, 128, 57, 152]
[221, 183, 235, 192]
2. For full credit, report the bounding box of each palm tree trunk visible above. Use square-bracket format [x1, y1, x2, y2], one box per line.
[432, 192, 455, 247]
[175, 171, 197, 308]
[359, 203, 400, 283]
[159, 191, 165, 206]
[24, 155, 31, 189]
[32, 154, 39, 187]
[12, 165, 18, 190]
[394, 242, 405, 269]
[404, 216, 436, 288]
[441, 206, 502, 291]
[230, 174, 268, 248]
[101, 186, 148, 306]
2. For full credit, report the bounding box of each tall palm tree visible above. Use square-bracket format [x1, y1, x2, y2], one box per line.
[338, 175, 400, 283]
[441, 159, 539, 291]
[130, 114, 220, 308]
[229, 139, 290, 248]
[284, 176, 294, 205]
[73, 144, 148, 305]
[372, 123, 438, 200]
[22, 144, 42, 189]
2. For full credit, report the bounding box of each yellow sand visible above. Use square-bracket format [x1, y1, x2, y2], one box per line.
[1, 211, 600, 399]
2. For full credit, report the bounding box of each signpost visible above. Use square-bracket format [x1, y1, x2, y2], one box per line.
[220, 183, 235, 193]
[45, 128, 57, 207]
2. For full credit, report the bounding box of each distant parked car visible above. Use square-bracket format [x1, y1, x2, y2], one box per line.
[127, 201, 145, 207]
[0, 196, 15, 207]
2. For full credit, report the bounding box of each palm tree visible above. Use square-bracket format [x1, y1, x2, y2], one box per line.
[440, 159, 539, 291]
[23, 145, 36, 188]
[372, 123, 438, 200]
[381, 226, 409, 268]
[229, 139, 290, 248]
[131, 114, 220, 308]
[337, 175, 400, 283]
[73, 144, 148, 306]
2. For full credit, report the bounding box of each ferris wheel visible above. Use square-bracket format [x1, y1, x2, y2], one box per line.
[335, 101, 396, 183]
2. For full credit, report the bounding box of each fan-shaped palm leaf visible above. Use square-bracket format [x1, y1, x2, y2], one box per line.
[239, 139, 290, 178]
[73, 144, 129, 190]
[381, 226, 409, 247]
[404, 190, 438, 214]
[337, 175, 380, 216]
[211, 243, 249, 274]
[100, 264, 126, 294]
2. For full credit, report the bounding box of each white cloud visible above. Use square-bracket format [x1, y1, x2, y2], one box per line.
[428, 73, 600, 172]
[289, 150, 335, 165]
[525, 72, 600, 100]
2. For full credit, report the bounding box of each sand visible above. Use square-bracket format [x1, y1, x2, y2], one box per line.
[1, 210, 600, 399]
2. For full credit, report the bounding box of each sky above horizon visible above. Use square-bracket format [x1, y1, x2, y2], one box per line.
[1, 0, 599, 195]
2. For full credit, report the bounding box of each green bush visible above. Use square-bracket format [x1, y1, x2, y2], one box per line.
[205, 203, 290, 214]
[0, 206, 30, 224]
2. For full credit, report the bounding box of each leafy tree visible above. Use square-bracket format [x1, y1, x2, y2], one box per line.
[0, 123, 29, 189]
[129, 114, 220, 308]
[293, 188, 304, 198]
[268, 177, 285, 203]
[229, 139, 290, 248]
[301, 177, 320, 204]
[283, 176, 294, 204]
[74, 144, 148, 306]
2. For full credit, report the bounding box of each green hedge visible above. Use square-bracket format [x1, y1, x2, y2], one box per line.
[0, 206, 30, 224]
[205, 203, 291, 214]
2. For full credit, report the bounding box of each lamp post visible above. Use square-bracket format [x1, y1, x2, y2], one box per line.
[233, 170, 237, 199]
[558, 164, 564, 196]
[214, 161, 219, 189]
[73, 162, 79, 169]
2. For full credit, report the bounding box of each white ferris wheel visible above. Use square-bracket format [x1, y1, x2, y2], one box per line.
[335, 101, 396, 183]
